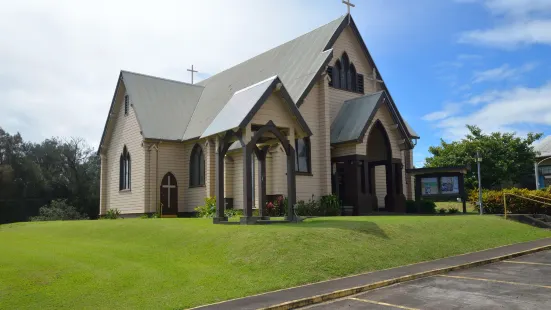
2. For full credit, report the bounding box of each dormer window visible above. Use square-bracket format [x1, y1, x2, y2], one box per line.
[124, 95, 129, 116]
[327, 52, 364, 93]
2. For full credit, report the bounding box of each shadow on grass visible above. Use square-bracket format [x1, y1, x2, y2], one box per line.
[282, 217, 390, 239]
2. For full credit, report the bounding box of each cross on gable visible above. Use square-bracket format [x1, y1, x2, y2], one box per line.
[342, 0, 355, 22]
[187, 65, 198, 84]
[162, 175, 177, 208]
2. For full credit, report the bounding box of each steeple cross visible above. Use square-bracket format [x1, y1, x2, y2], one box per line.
[342, 0, 355, 15]
[187, 65, 198, 84]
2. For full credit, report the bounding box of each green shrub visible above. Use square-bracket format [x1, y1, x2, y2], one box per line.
[468, 187, 551, 215]
[266, 195, 286, 217]
[319, 194, 340, 216]
[418, 200, 437, 214]
[30, 199, 88, 221]
[103, 208, 121, 219]
[195, 197, 216, 218]
[448, 208, 459, 214]
[438, 208, 447, 214]
[140, 214, 150, 219]
[294, 195, 320, 216]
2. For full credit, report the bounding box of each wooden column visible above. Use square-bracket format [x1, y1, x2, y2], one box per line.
[459, 173, 467, 214]
[254, 146, 269, 219]
[242, 145, 253, 217]
[215, 143, 226, 220]
[286, 145, 296, 221]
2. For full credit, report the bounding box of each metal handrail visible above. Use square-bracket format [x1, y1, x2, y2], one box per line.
[503, 193, 551, 220]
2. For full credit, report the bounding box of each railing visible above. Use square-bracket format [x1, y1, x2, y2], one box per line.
[503, 193, 551, 219]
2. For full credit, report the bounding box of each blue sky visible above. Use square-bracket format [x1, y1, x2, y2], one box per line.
[346, 0, 551, 166]
[1, 0, 550, 168]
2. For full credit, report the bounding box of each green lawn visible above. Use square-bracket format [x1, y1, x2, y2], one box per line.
[1, 216, 550, 309]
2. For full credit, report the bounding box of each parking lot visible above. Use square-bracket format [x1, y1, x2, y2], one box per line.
[305, 250, 551, 309]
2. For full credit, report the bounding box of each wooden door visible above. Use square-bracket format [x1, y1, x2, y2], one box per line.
[160, 173, 178, 216]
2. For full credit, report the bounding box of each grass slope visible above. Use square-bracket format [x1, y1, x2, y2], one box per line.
[1, 216, 550, 309]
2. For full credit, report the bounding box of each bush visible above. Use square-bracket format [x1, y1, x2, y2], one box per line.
[30, 199, 88, 221]
[319, 194, 340, 216]
[195, 197, 216, 218]
[418, 200, 437, 214]
[103, 208, 121, 219]
[266, 195, 286, 217]
[448, 208, 459, 214]
[294, 195, 320, 216]
[468, 187, 551, 215]
[438, 208, 447, 214]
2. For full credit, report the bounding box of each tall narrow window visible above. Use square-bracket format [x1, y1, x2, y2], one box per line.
[124, 95, 129, 116]
[295, 137, 311, 174]
[333, 60, 342, 89]
[349, 64, 357, 92]
[341, 53, 350, 90]
[190, 144, 205, 187]
[119, 146, 131, 190]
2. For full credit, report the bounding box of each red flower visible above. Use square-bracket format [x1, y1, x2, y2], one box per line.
[266, 202, 274, 210]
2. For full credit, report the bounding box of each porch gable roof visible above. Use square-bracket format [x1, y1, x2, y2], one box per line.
[330, 91, 409, 145]
[200, 76, 312, 139]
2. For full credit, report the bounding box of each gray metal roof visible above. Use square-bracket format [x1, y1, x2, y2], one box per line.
[404, 120, 419, 139]
[200, 76, 277, 138]
[121, 71, 204, 140]
[331, 91, 385, 144]
[535, 136, 551, 158]
[200, 76, 312, 138]
[99, 13, 419, 152]
[183, 16, 344, 139]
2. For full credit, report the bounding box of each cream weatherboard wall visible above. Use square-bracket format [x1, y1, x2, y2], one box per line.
[328, 26, 381, 123]
[102, 82, 146, 214]
[145, 140, 209, 214]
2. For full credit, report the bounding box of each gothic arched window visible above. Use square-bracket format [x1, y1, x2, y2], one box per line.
[189, 144, 205, 187]
[119, 146, 131, 190]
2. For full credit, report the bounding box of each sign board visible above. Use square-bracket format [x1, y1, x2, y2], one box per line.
[421, 177, 438, 195]
[440, 176, 459, 194]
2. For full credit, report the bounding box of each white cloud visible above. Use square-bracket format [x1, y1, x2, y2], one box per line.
[457, 0, 551, 48]
[472, 63, 535, 83]
[422, 104, 461, 121]
[0, 0, 347, 147]
[428, 82, 551, 140]
[459, 20, 551, 47]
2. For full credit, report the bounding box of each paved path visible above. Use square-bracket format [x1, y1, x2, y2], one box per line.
[192, 238, 551, 310]
[307, 250, 551, 309]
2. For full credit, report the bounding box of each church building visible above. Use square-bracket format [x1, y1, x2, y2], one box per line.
[97, 14, 420, 222]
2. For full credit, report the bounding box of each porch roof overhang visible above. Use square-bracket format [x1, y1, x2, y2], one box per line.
[200, 76, 312, 139]
[330, 91, 409, 146]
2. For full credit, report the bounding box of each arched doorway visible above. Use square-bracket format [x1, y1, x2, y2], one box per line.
[160, 172, 178, 216]
[366, 120, 392, 211]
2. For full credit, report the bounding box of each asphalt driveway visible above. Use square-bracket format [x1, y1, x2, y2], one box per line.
[305, 250, 551, 309]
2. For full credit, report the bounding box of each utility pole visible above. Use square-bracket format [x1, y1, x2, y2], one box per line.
[477, 150, 483, 215]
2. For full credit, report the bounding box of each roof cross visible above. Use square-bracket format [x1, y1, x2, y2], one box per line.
[342, 0, 355, 21]
[187, 65, 198, 84]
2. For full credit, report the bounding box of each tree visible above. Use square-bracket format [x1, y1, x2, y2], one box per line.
[0, 127, 100, 223]
[425, 125, 542, 189]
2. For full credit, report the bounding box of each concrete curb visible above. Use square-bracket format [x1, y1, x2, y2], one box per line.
[260, 244, 551, 310]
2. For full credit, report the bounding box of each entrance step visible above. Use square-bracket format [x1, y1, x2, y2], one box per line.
[507, 214, 551, 229]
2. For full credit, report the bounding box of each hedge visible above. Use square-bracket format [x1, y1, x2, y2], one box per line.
[468, 187, 551, 215]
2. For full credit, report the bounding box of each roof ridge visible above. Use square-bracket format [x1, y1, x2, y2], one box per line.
[121, 70, 204, 88]
[197, 15, 346, 86]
